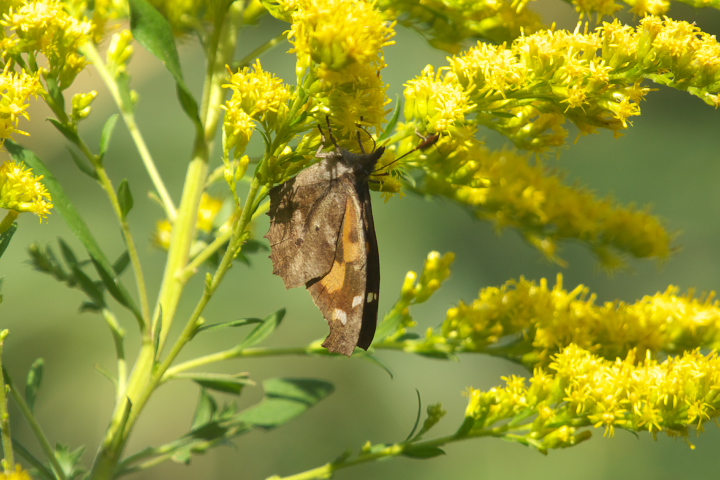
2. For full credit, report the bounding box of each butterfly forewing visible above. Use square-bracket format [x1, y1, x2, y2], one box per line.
[266, 164, 347, 288]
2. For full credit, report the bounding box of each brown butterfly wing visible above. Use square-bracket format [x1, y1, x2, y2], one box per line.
[307, 178, 378, 356]
[266, 163, 347, 289]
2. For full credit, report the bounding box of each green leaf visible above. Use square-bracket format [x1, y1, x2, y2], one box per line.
[374, 310, 403, 343]
[237, 378, 334, 429]
[5, 141, 143, 325]
[113, 251, 131, 275]
[117, 179, 134, 218]
[67, 148, 98, 179]
[187, 373, 250, 395]
[47, 118, 80, 145]
[72, 264, 106, 308]
[191, 389, 218, 430]
[128, 0, 200, 124]
[99, 114, 119, 159]
[196, 317, 263, 333]
[25, 358, 45, 412]
[0, 222, 18, 258]
[402, 445, 446, 459]
[58, 238, 80, 270]
[237, 308, 285, 350]
[378, 96, 402, 142]
[44, 77, 65, 110]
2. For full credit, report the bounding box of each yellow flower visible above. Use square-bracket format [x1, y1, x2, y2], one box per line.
[224, 60, 292, 127]
[1, 0, 93, 88]
[440, 275, 720, 367]
[463, 345, 720, 450]
[404, 66, 476, 133]
[0, 68, 43, 141]
[286, 0, 393, 137]
[0, 161, 53, 220]
[288, 0, 395, 74]
[0, 465, 34, 480]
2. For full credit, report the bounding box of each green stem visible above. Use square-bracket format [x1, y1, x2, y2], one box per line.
[234, 32, 286, 69]
[123, 177, 262, 441]
[153, 0, 245, 353]
[7, 376, 67, 480]
[80, 43, 177, 221]
[163, 345, 323, 380]
[0, 211, 18, 235]
[0, 330, 14, 473]
[269, 435, 460, 480]
[101, 309, 127, 404]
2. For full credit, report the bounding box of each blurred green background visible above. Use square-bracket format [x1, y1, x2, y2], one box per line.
[4, 3, 720, 479]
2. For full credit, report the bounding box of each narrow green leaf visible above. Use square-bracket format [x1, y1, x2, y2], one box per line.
[237, 308, 285, 350]
[402, 445, 446, 459]
[187, 373, 250, 395]
[196, 317, 262, 333]
[404, 389, 423, 442]
[47, 118, 80, 145]
[44, 77, 64, 111]
[128, 0, 200, 123]
[67, 148, 98, 179]
[99, 114, 119, 159]
[5, 141, 143, 324]
[58, 238, 80, 270]
[237, 377, 334, 429]
[0, 222, 17, 258]
[113, 251, 131, 275]
[25, 358, 44, 412]
[117, 179, 134, 218]
[72, 265, 106, 308]
[378, 96, 402, 142]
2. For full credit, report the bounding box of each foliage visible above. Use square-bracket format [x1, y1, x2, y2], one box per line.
[1, 0, 720, 479]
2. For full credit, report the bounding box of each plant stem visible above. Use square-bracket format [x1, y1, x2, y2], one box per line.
[0, 330, 14, 473]
[80, 43, 177, 221]
[7, 375, 68, 480]
[0, 211, 18, 235]
[269, 435, 461, 480]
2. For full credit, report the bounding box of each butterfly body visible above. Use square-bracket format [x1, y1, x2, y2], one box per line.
[266, 140, 384, 356]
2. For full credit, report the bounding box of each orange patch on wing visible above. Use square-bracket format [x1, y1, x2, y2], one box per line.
[341, 197, 362, 263]
[320, 260, 346, 293]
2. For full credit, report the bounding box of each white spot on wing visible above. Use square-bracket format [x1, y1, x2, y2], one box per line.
[352, 295, 363, 308]
[366, 292, 377, 303]
[334, 308, 348, 325]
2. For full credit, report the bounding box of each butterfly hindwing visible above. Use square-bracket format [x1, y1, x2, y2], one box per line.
[266, 124, 385, 356]
[306, 177, 375, 356]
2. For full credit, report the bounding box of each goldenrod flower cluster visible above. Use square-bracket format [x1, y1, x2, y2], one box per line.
[285, 0, 394, 141]
[406, 128, 671, 265]
[377, 0, 545, 52]
[404, 17, 720, 152]
[464, 345, 720, 450]
[223, 60, 292, 168]
[1, 0, 93, 88]
[0, 67, 42, 141]
[438, 275, 720, 368]
[0, 161, 53, 221]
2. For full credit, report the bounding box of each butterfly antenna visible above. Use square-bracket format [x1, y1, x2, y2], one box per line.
[324, 116, 341, 150]
[373, 131, 441, 174]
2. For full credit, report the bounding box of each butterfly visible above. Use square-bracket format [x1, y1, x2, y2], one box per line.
[265, 118, 439, 355]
